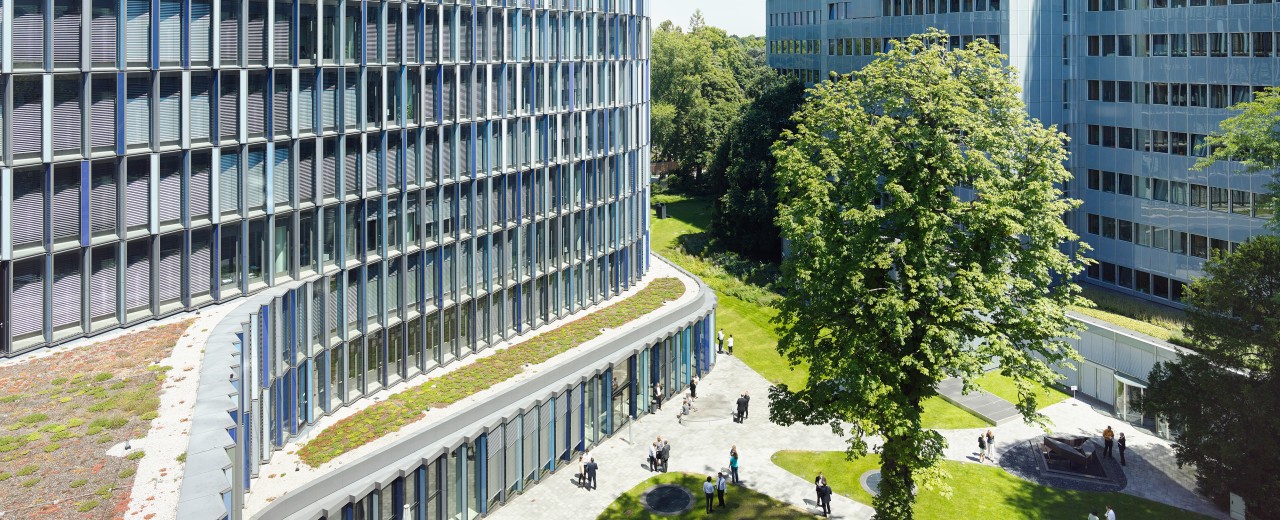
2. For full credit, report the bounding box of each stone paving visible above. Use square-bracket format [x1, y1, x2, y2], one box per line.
[486, 354, 1228, 520]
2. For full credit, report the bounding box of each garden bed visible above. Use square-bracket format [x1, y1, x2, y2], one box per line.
[0, 320, 193, 518]
[298, 277, 687, 467]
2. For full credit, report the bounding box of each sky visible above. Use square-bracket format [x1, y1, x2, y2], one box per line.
[651, 0, 766, 37]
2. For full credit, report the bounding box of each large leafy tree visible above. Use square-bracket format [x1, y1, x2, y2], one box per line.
[707, 70, 805, 261]
[1142, 236, 1280, 514]
[769, 31, 1087, 518]
[1195, 86, 1280, 225]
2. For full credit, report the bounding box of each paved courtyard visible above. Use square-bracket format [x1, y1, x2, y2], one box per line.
[486, 353, 1226, 520]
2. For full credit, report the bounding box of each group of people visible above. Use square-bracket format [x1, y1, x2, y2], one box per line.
[1102, 425, 1128, 465]
[717, 328, 734, 355]
[976, 429, 996, 463]
[813, 472, 833, 517]
[647, 437, 671, 473]
[734, 392, 751, 423]
[576, 452, 598, 490]
[1087, 505, 1118, 520]
[701, 446, 742, 513]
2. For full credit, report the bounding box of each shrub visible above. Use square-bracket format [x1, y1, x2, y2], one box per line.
[21, 477, 39, 487]
[118, 467, 136, 478]
[19, 413, 48, 424]
[77, 500, 99, 512]
[0, 472, 10, 481]
[93, 372, 114, 382]
[176, 452, 187, 463]
[42, 443, 61, 453]
[127, 450, 145, 461]
[70, 478, 88, 488]
[16, 464, 38, 476]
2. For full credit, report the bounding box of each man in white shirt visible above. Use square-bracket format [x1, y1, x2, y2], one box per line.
[727, 335, 735, 355]
[716, 472, 728, 509]
[717, 329, 725, 353]
[703, 476, 716, 513]
[1105, 505, 1116, 520]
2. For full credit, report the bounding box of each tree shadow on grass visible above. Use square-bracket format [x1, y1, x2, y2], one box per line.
[597, 472, 816, 520]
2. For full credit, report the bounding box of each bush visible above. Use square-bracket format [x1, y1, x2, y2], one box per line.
[127, 450, 145, 461]
[16, 464, 38, 476]
[93, 372, 114, 382]
[19, 413, 48, 424]
[118, 467, 135, 478]
[77, 500, 99, 512]
[70, 478, 88, 488]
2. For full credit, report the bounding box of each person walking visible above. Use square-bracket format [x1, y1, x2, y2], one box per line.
[742, 391, 750, 419]
[1105, 505, 1116, 520]
[978, 434, 988, 463]
[1103, 426, 1115, 458]
[716, 471, 728, 508]
[648, 442, 658, 472]
[703, 476, 716, 513]
[717, 329, 725, 353]
[814, 473, 826, 505]
[584, 458, 599, 490]
[690, 376, 699, 399]
[1118, 432, 1127, 466]
[818, 480, 833, 517]
[577, 454, 587, 488]
[735, 394, 747, 423]
[729, 446, 740, 483]
[986, 429, 996, 460]
[727, 334, 735, 355]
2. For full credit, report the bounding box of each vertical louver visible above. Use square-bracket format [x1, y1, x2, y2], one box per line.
[158, 155, 183, 224]
[190, 151, 213, 220]
[159, 0, 182, 64]
[53, 77, 83, 154]
[12, 169, 45, 249]
[158, 75, 182, 145]
[90, 162, 118, 236]
[125, 158, 150, 230]
[273, 145, 291, 206]
[126, 0, 150, 65]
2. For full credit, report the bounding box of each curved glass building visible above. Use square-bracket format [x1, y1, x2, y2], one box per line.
[0, 0, 654, 359]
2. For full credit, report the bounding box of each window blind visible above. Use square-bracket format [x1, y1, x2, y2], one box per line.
[247, 73, 267, 136]
[158, 155, 182, 224]
[53, 78, 83, 154]
[322, 72, 337, 130]
[321, 142, 337, 199]
[90, 163, 118, 236]
[273, 72, 290, 136]
[220, 73, 239, 141]
[190, 0, 212, 64]
[125, 240, 151, 314]
[246, 1, 266, 63]
[11, 262, 44, 337]
[53, 0, 82, 66]
[344, 138, 359, 196]
[158, 235, 182, 304]
[158, 75, 182, 144]
[247, 147, 267, 210]
[92, 0, 118, 64]
[125, 159, 150, 229]
[365, 4, 379, 64]
[424, 130, 437, 179]
[405, 134, 419, 186]
[364, 137, 379, 192]
[346, 276, 359, 328]
[13, 0, 44, 66]
[406, 252, 419, 310]
[220, 148, 241, 214]
[12, 170, 45, 248]
[298, 141, 315, 204]
[299, 71, 315, 133]
[52, 168, 81, 243]
[406, 6, 418, 62]
[343, 70, 358, 129]
[126, 0, 150, 65]
[387, 6, 400, 62]
[126, 76, 151, 147]
[190, 151, 213, 219]
[220, 0, 239, 64]
[159, 0, 182, 63]
[386, 136, 400, 190]
[190, 231, 213, 297]
[12, 78, 43, 156]
[273, 0, 291, 63]
[190, 73, 213, 142]
[273, 145, 291, 206]
[90, 247, 118, 321]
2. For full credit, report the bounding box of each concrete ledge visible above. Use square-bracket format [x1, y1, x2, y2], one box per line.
[253, 255, 717, 520]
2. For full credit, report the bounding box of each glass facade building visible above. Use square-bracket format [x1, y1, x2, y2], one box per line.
[0, 0, 653, 356]
[766, 0, 1277, 304]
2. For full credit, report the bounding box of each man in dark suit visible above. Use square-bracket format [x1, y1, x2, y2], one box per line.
[742, 391, 751, 420]
[735, 395, 748, 423]
[584, 459, 598, 490]
[818, 482, 832, 517]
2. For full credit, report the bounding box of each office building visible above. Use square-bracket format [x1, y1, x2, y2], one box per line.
[766, 0, 1277, 304]
[0, 0, 656, 359]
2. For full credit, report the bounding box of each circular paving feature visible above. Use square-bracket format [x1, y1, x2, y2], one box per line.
[860, 470, 882, 496]
[641, 484, 695, 516]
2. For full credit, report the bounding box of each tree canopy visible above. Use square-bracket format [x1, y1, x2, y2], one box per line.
[1195, 85, 1280, 227]
[1142, 235, 1280, 515]
[768, 31, 1087, 519]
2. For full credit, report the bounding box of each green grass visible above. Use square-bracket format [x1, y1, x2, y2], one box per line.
[975, 371, 1071, 411]
[299, 278, 687, 467]
[597, 472, 812, 519]
[1072, 286, 1190, 346]
[650, 196, 986, 428]
[772, 451, 1211, 519]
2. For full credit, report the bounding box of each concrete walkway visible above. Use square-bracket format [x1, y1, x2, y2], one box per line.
[485, 354, 876, 520]
[936, 377, 1021, 425]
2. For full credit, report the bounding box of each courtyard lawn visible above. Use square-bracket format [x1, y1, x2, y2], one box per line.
[597, 472, 812, 519]
[771, 451, 1211, 520]
[975, 371, 1071, 411]
[649, 196, 988, 429]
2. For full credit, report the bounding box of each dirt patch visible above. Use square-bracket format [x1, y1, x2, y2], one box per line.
[0, 320, 194, 518]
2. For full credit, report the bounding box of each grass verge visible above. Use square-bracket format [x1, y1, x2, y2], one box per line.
[975, 371, 1071, 411]
[1071, 286, 1190, 346]
[298, 277, 687, 467]
[771, 450, 1210, 519]
[597, 472, 812, 519]
[650, 196, 986, 428]
[0, 320, 190, 518]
